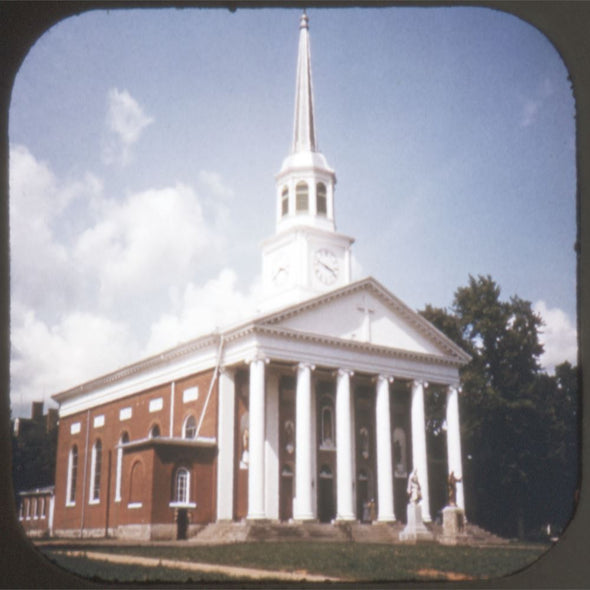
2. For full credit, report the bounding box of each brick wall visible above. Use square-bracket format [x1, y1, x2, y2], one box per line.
[53, 368, 219, 538]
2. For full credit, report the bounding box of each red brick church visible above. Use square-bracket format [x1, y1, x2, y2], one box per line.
[49, 13, 470, 540]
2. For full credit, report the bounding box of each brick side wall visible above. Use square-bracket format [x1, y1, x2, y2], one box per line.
[52, 368, 219, 537]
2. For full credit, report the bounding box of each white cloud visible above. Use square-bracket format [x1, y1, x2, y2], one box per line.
[520, 99, 539, 128]
[102, 88, 153, 166]
[11, 301, 140, 415]
[9, 145, 103, 316]
[9, 144, 250, 416]
[198, 170, 235, 200]
[145, 268, 260, 354]
[533, 300, 577, 372]
[519, 78, 555, 128]
[74, 183, 225, 308]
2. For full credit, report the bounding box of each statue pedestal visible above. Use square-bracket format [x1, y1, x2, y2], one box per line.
[399, 503, 434, 543]
[439, 505, 466, 545]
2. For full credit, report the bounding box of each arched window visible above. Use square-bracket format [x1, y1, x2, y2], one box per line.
[320, 396, 335, 448]
[393, 427, 407, 477]
[316, 182, 327, 215]
[284, 420, 294, 454]
[66, 445, 78, 505]
[90, 439, 102, 503]
[115, 432, 129, 502]
[295, 181, 309, 212]
[149, 424, 161, 438]
[281, 186, 289, 216]
[129, 461, 144, 505]
[183, 415, 197, 439]
[174, 467, 190, 504]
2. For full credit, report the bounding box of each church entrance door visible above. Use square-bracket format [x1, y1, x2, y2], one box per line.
[357, 471, 369, 521]
[318, 466, 335, 523]
[176, 509, 188, 540]
[279, 465, 293, 522]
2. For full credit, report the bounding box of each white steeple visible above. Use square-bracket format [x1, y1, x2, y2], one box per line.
[260, 12, 354, 310]
[292, 11, 316, 154]
[275, 11, 336, 235]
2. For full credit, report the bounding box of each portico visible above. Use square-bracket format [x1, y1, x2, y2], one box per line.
[214, 276, 470, 525]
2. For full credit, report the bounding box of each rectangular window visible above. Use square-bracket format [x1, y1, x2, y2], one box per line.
[19, 502, 23, 520]
[32, 498, 38, 519]
[40, 497, 46, 518]
[183, 387, 199, 403]
[25, 499, 31, 520]
[119, 407, 132, 421]
[93, 415, 105, 428]
[70, 422, 81, 435]
[149, 397, 163, 413]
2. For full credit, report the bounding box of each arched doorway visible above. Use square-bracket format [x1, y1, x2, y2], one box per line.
[279, 464, 294, 522]
[318, 465, 335, 523]
[357, 469, 369, 521]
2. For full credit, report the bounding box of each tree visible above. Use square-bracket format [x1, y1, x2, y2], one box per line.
[420, 275, 578, 539]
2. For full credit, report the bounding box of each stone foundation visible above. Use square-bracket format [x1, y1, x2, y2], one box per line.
[399, 504, 434, 543]
[439, 506, 466, 545]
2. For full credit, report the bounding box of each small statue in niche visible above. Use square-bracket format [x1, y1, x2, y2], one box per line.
[360, 427, 369, 460]
[447, 470, 462, 507]
[284, 420, 294, 454]
[407, 469, 422, 505]
[239, 411, 249, 469]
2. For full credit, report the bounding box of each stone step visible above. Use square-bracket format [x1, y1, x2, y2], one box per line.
[189, 519, 508, 546]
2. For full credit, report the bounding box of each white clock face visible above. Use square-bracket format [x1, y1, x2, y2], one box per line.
[314, 248, 339, 285]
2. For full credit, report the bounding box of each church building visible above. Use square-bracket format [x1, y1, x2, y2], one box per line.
[50, 13, 470, 540]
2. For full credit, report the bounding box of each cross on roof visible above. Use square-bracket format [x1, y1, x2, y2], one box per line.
[357, 294, 375, 342]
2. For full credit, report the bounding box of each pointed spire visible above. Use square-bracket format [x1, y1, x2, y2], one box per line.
[292, 11, 317, 153]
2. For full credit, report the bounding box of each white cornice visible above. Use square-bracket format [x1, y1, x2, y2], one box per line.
[255, 277, 471, 364]
[52, 332, 219, 404]
[52, 278, 469, 417]
[251, 323, 463, 368]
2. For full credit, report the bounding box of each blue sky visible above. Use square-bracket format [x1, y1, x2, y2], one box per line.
[9, 7, 577, 416]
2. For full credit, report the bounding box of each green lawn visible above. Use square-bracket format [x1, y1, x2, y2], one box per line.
[42, 541, 550, 583]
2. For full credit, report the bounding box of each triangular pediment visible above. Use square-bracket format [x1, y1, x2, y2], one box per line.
[257, 278, 470, 362]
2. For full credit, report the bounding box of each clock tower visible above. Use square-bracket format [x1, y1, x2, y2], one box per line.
[261, 12, 354, 310]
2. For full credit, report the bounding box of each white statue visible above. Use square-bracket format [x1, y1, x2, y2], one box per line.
[407, 469, 422, 504]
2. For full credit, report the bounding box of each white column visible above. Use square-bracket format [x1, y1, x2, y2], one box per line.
[217, 368, 235, 521]
[294, 363, 314, 520]
[336, 368, 355, 521]
[375, 375, 395, 522]
[446, 384, 465, 511]
[247, 358, 266, 520]
[411, 380, 431, 522]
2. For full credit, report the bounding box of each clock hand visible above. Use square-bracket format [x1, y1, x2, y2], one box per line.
[320, 261, 336, 275]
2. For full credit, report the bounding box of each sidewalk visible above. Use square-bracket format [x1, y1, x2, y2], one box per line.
[52, 549, 344, 582]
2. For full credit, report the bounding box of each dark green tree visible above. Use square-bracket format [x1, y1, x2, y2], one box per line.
[420, 275, 578, 539]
